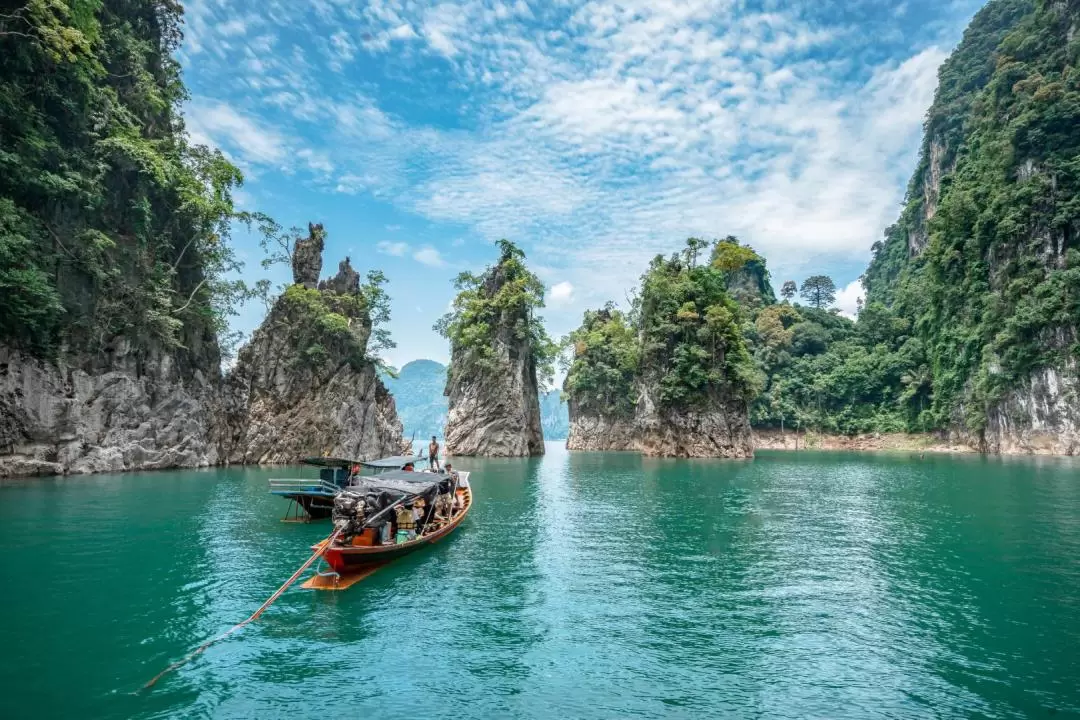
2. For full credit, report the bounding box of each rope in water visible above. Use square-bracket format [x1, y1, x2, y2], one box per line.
[141, 529, 342, 691]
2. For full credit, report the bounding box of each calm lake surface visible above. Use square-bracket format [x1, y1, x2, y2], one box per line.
[1, 445, 1078, 719]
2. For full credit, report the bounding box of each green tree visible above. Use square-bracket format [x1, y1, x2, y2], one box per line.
[780, 280, 798, 300]
[0, 0, 253, 363]
[436, 240, 558, 388]
[800, 275, 837, 309]
[563, 303, 639, 416]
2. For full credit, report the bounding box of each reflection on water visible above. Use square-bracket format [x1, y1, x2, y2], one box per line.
[0, 446, 1078, 719]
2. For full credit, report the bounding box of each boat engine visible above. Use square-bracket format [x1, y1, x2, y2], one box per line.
[332, 491, 366, 537]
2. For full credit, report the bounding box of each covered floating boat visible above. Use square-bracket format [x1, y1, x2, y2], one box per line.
[302, 468, 472, 590]
[268, 455, 426, 520]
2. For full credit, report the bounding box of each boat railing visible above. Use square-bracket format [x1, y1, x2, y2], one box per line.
[268, 477, 340, 496]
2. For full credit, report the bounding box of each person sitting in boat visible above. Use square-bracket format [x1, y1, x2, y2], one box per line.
[402, 462, 414, 472]
[428, 436, 440, 471]
[395, 502, 416, 542]
[412, 498, 426, 531]
[434, 488, 453, 523]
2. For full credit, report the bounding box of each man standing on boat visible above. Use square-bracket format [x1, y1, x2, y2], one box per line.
[428, 436, 441, 471]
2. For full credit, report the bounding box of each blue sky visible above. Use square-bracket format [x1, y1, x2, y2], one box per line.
[179, 0, 987, 370]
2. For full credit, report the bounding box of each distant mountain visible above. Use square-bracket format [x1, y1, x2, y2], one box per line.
[540, 389, 569, 440]
[380, 360, 448, 441]
[381, 359, 569, 441]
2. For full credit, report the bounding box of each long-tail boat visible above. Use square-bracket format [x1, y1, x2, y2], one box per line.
[268, 454, 426, 520]
[302, 468, 472, 590]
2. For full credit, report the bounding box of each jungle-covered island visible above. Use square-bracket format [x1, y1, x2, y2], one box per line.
[2, 0, 1079, 474]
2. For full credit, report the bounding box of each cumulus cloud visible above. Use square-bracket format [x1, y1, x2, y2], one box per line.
[548, 281, 574, 304]
[377, 241, 410, 256]
[413, 246, 446, 267]
[835, 279, 866, 318]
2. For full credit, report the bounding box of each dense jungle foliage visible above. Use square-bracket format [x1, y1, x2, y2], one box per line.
[565, 237, 934, 434]
[563, 238, 759, 415]
[0, 0, 249, 367]
[435, 239, 558, 388]
[864, 0, 1080, 433]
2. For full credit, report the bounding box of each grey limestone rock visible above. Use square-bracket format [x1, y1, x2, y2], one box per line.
[292, 222, 325, 288]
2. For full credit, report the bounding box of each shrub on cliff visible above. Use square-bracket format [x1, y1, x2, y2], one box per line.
[435, 239, 558, 386]
[563, 303, 638, 417]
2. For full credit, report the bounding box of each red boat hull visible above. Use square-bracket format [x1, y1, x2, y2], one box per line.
[319, 487, 472, 574]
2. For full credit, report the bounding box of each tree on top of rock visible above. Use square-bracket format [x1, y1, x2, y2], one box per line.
[800, 275, 836, 309]
[435, 239, 557, 388]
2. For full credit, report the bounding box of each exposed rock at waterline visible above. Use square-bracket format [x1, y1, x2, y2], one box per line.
[0, 343, 218, 477]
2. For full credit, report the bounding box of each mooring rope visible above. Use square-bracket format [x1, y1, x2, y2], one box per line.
[141, 529, 342, 691]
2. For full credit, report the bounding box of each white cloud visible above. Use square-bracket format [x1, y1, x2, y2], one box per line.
[835, 279, 866, 318]
[548, 281, 574, 305]
[180, 0, 977, 364]
[377, 241, 410, 256]
[186, 100, 287, 166]
[218, 18, 248, 37]
[389, 23, 418, 40]
[413, 246, 446, 267]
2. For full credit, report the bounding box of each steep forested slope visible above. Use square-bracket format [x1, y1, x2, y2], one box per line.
[0, 0, 243, 367]
[865, 0, 1080, 452]
[0, 0, 246, 475]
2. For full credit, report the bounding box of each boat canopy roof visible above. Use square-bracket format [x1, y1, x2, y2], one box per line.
[301, 457, 354, 468]
[301, 455, 423, 469]
[359, 455, 425, 469]
[349, 470, 451, 497]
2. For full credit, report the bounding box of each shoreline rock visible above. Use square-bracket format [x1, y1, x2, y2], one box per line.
[0, 343, 219, 478]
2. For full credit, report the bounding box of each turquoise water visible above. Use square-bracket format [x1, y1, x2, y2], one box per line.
[1, 446, 1078, 718]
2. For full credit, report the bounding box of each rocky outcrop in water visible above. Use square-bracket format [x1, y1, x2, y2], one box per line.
[565, 402, 636, 452]
[0, 248, 408, 477]
[222, 257, 408, 463]
[563, 256, 755, 458]
[0, 343, 219, 477]
[444, 352, 544, 457]
[441, 242, 547, 457]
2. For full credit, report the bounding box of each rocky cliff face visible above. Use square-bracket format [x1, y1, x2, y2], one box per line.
[978, 360, 1080, 455]
[565, 400, 636, 452]
[223, 258, 407, 464]
[566, 387, 754, 458]
[0, 343, 219, 477]
[444, 332, 544, 457]
[634, 387, 754, 458]
[442, 246, 546, 457]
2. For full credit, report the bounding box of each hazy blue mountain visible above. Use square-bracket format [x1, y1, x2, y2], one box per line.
[540, 389, 569, 440]
[381, 359, 448, 441]
[382, 359, 569, 441]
